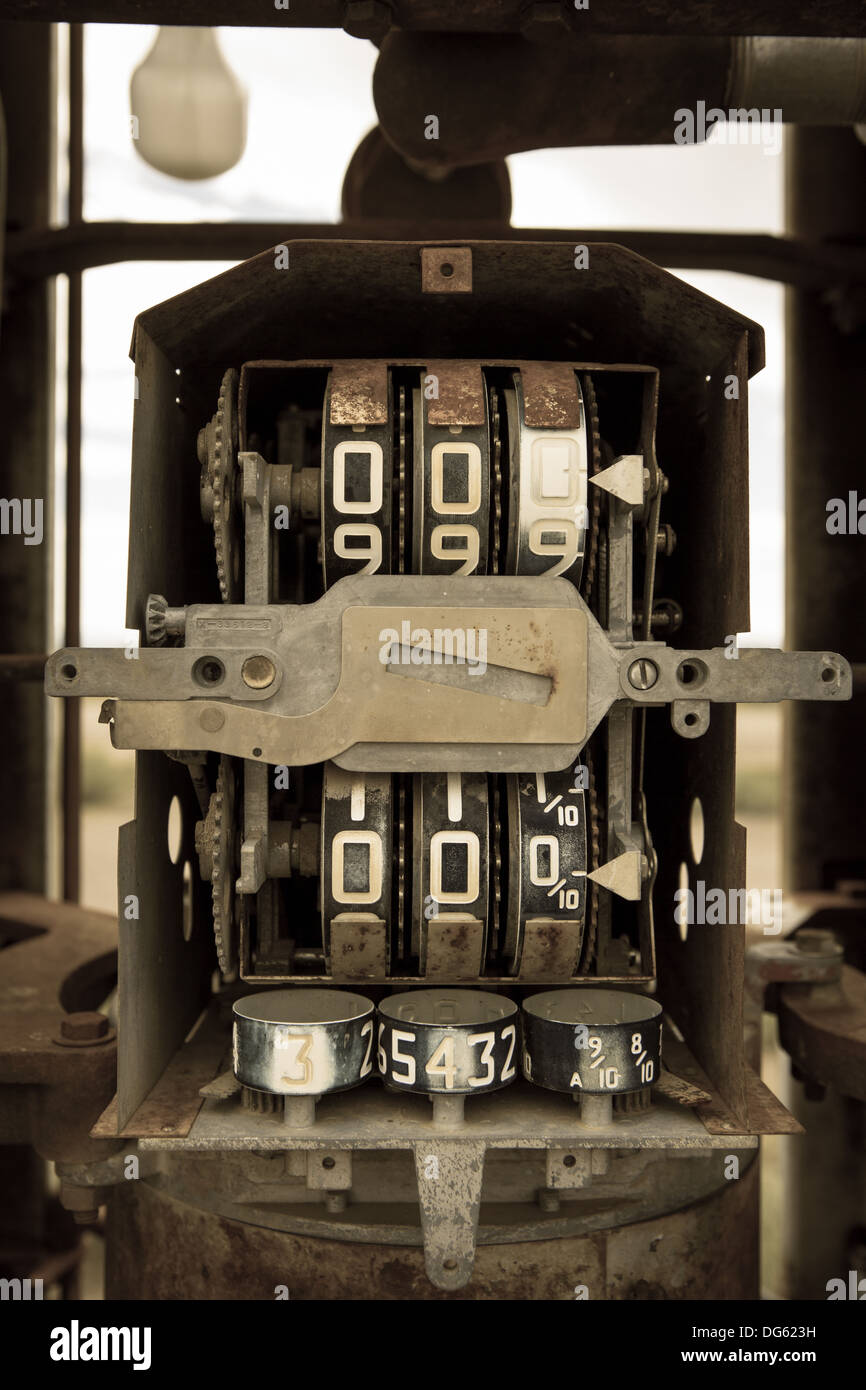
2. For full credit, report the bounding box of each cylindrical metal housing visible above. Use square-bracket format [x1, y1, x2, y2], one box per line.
[377, 988, 518, 1095]
[522, 989, 662, 1095]
[232, 988, 375, 1096]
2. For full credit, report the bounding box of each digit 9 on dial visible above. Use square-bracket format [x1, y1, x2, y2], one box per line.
[377, 989, 518, 1095]
[521, 989, 662, 1096]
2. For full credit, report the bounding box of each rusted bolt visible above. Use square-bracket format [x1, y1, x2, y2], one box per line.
[59, 1180, 103, 1224]
[60, 1011, 109, 1042]
[796, 928, 843, 957]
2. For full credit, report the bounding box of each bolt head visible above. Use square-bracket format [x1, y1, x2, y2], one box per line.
[60, 1011, 109, 1042]
[795, 928, 843, 957]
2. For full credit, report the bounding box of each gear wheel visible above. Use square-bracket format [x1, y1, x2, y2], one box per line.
[144, 593, 168, 646]
[579, 372, 602, 610]
[209, 756, 240, 977]
[198, 368, 242, 602]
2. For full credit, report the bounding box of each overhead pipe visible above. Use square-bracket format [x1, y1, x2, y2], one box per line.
[373, 34, 866, 168]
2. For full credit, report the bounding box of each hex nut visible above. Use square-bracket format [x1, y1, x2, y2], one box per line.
[61, 1012, 108, 1041]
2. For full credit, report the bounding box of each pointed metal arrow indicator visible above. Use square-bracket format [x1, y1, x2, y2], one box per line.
[589, 454, 645, 507]
[587, 849, 643, 900]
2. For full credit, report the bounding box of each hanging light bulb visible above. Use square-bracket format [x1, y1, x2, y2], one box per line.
[130, 27, 247, 181]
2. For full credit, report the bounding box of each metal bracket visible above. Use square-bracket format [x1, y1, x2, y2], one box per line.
[545, 1147, 593, 1189]
[306, 1150, 352, 1191]
[413, 1139, 486, 1290]
[420, 247, 473, 294]
[46, 578, 851, 767]
[48, 576, 590, 772]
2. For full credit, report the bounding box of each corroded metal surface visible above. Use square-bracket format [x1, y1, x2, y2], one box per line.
[329, 359, 389, 426]
[105, 1155, 759, 1300]
[2, 0, 861, 35]
[424, 359, 486, 426]
[0, 894, 119, 1163]
[779, 966, 866, 1103]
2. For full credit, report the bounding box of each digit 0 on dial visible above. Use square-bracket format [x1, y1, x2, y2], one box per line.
[521, 989, 662, 1096]
[320, 762, 392, 971]
[321, 371, 393, 586]
[503, 768, 587, 974]
[412, 772, 490, 973]
[503, 369, 588, 583]
[412, 377, 490, 576]
[377, 989, 518, 1095]
[232, 989, 376, 1096]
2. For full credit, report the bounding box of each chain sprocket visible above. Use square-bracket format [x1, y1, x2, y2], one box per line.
[210, 755, 240, 977]
[579, 372, 602, 610]
[199, 367, 242, 602]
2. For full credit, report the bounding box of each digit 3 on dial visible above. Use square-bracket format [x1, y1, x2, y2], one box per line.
[232, 989, 376, 1097]
[377, 989, 518, 1095]
[521, 989, 662, 1096]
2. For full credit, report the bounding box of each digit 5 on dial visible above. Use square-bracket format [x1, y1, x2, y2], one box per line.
[377, 989, 518, 1095]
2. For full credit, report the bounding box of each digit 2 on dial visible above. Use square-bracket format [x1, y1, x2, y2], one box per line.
[377, 989, 518, 1095]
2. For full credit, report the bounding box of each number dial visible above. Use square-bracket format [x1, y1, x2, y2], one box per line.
[521, 988, 662, 1095]
[504, 769, 587, 974]
[504, 369, 588, 584]
[412, 772, 490, 970]
[412, 384, 490, 576]
[232, 988, 376, 1095]
[320, 762, 393, 970]
[321, 372, 393, 586]
[377, 988, 518, 1094]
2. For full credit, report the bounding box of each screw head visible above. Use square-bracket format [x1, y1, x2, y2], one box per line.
[60, 1011, 109, 1042]
[656, 523, 677, 557]
[627, 658, 659, 691]
[242, 655, 276, 690]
